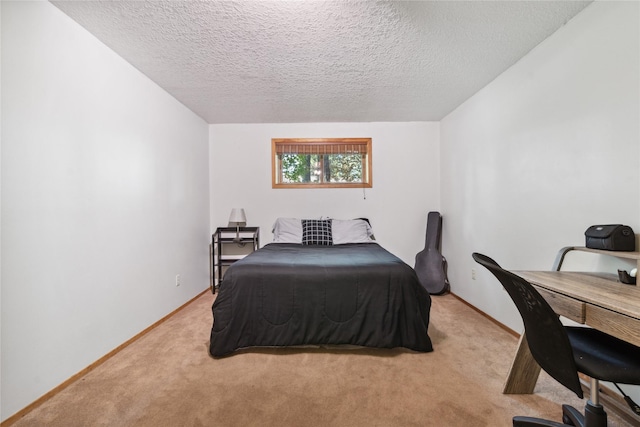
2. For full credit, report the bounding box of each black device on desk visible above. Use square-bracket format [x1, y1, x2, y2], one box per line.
[585, 224, 635, 252]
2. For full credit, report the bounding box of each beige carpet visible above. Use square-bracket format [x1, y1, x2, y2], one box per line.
[10, 292, 635, 427]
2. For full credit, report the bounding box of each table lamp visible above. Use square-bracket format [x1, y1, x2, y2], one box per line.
[228, 208, 247, 243]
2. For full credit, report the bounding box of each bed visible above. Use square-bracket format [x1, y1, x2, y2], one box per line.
[209, 218, 433, 357]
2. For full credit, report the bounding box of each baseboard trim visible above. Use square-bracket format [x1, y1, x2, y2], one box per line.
[449, 292, 639, 425]
[449, 291, 519, 338]
[1, 288, 211, 427]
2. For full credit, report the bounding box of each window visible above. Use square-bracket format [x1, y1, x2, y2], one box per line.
[272, 138, 372, 189]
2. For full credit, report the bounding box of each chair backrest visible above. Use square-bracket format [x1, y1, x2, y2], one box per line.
[472, 253, 583, 398]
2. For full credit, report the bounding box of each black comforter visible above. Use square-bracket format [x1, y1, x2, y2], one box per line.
[210, 243, 433, 357]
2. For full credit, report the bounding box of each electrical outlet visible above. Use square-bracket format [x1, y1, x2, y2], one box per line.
[176, 274, 181, 287]
[471, 269, 477, 280]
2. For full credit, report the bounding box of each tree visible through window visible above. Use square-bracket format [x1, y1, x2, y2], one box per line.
[272, 138, 372, 188]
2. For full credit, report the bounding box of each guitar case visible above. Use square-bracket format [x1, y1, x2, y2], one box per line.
[414, 211, 450, 295]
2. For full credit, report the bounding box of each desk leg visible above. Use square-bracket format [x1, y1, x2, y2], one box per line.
[503, 333, 541, 394]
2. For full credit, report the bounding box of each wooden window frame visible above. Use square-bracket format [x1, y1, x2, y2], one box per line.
[272, 138, 372, 189]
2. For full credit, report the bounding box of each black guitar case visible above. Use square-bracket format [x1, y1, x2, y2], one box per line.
[414, 211, 450, 295]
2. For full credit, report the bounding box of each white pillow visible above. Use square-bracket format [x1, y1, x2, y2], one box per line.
[272, 217, 375, 244]
[272, 217, 303, 243]
[331, 219, 375, 244]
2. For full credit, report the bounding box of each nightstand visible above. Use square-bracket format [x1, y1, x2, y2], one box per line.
[211, 227, 259, 293]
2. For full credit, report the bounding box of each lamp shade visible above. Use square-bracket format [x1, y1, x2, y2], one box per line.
[228, 208, 247, 224]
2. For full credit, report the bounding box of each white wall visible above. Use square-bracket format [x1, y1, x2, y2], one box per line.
[440, 0, 639, 396]
[209, 122, 440, 264]
[1, 1, 210, 421]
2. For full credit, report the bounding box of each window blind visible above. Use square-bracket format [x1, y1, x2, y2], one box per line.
[274, 140, 369, 155]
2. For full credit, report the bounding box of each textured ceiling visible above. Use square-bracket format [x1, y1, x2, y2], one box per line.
[51, 0, 592, 124]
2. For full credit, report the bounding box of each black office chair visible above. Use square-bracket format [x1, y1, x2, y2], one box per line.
[472, 252, 640, 427]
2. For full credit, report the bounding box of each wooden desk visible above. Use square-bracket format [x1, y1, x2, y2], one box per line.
[502, 270, 640, 394]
